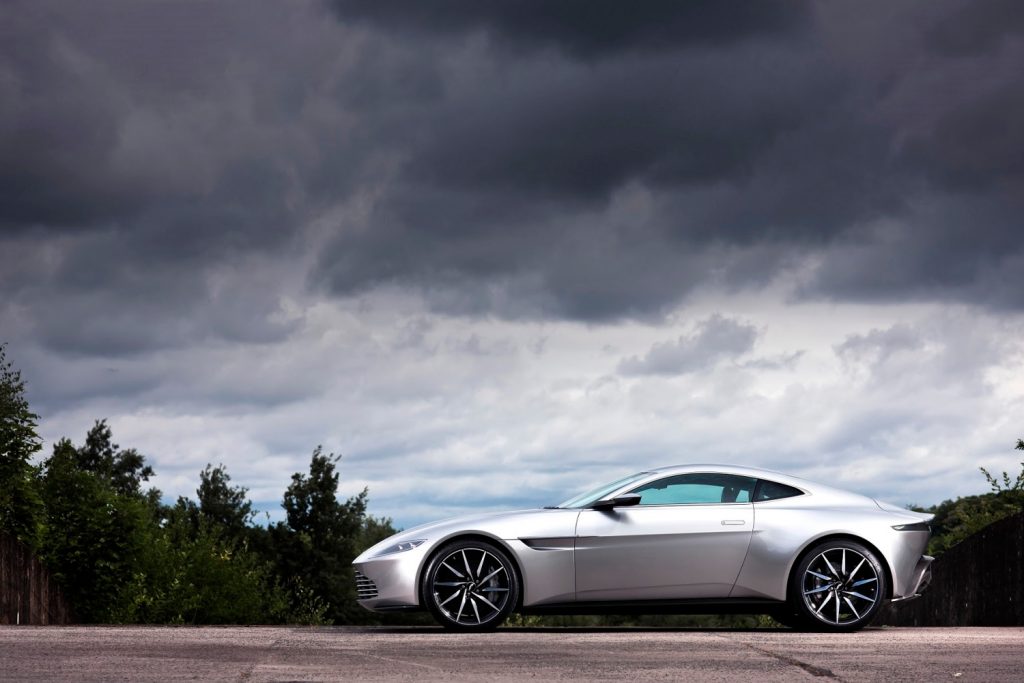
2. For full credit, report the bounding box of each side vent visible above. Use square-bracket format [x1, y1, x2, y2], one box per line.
[355, 570, 378, 600]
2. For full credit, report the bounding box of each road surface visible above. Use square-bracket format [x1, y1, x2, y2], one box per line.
[1, 626, 1020, 682]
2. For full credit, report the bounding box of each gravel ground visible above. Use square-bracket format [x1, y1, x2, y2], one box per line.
[1, 626, 1021, 682]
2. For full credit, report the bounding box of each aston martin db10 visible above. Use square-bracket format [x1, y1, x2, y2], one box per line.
[353, 464, 933, 631]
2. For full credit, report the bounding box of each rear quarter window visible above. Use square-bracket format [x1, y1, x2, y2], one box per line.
[753, 479, 804, 502]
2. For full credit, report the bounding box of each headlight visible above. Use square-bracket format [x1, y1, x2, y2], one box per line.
[373, 539, 427, 557]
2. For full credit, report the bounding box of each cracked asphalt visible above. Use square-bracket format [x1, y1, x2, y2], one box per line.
[1, 626, 1021, 682]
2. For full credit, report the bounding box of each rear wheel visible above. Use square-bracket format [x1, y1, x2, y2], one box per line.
[422, 540, 519, 631]
[789, 539, 887, 632]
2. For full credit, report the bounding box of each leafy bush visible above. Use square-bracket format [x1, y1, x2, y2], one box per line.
[919, 441, 1024, 555]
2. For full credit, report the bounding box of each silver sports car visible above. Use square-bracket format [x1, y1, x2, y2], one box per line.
[353, 464, 933, 631]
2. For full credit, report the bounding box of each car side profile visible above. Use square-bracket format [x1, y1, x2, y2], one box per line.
[353, 464, 933, 631]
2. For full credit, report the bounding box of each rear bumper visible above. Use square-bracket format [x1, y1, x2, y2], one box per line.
[891, 555, 933, 603]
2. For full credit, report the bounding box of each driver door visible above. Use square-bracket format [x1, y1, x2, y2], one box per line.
[574, 473, 755, 601]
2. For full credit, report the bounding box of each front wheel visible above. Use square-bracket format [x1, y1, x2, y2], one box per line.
[422, 540, 519, 630]
[789, 539, 887, 632]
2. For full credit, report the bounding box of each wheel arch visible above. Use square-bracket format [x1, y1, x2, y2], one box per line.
[787, 533, 894, 603]
[417, 532, 527, 610]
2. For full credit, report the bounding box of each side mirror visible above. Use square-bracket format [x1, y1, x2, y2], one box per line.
[592, 493, 642, 510]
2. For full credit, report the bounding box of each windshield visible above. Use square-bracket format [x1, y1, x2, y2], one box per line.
[555, 471, 651, 509]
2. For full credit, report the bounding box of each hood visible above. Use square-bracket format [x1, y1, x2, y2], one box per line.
[357, 507, 580, 561]
[383, 509, 524, 542]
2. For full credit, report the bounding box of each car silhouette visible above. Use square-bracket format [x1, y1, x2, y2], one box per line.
[353, 464, 933, 631]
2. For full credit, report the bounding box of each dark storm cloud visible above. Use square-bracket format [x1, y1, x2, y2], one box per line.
[924, 0, 1024, 56]
[0, 1, 303, 231]
[898, 83, 1024, 192]
[312, 26, 865, 319]
[314, 0, 1024, 318]
[329, 0, 808, 57]
[0, 1, 355, 356]
[3, 0, 1024, 365]
[406, 51, 828, 198]
[806, 193, 1024, 311]
[311, 37, 877, 318]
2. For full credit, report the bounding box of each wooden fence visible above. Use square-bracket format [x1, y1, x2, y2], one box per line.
[883, 511, 1023, 626]
[0, 532, 71, 625]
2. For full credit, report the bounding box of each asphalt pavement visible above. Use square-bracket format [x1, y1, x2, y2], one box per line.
[0, 626, 1020, 682]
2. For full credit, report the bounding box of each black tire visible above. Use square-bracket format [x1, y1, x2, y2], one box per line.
[789, 539, 887, 632]
[421, 539, 519, 631]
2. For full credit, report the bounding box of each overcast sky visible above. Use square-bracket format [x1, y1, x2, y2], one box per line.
[2, 0, 1022, 527]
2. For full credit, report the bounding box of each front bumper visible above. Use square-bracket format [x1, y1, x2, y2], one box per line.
[353, 546, 430, 612]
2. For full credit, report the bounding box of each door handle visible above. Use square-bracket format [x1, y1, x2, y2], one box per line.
[721, 520, 746, 526]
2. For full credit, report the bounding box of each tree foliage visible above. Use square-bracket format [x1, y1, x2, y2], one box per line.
[171, 463, 256, 546]
[919, 439, 1024, 555]
[271, 446, 390, 624]
[74, 420, 156, 499]
[0, 344, 43, 545]
[197, 464, 255, 534]
[1, 348, 402, 624]
[112, 514, 289, 624]
[26, 424, 394, 624]
[979, 440, 1024, 494]
[39, 438, 155, 621]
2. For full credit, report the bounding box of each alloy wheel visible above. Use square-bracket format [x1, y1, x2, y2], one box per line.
[429, 545, 514, 628]
[800, 546, 880, 627]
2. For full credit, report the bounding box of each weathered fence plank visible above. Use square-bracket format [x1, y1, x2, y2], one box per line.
[0, 532, 71, 625]
[884, 511, 1023, 626]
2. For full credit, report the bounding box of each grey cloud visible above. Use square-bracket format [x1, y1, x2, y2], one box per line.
[618, 315, 758, 376]
[903, 83, 1024, 192]
[835, 324, 923, 366]
[329, 0, 808, 58]
[403, 48, 832, 200]
[814, 314, 1021, 470]
[924, 0, 1024, 56]
[5, 0, 1023, 529]
[831, 315, 1015, 400]
[741, 351, 805, 371]
[806, 193, 1024, 311]
[313, 0, 1024, 320]
[315, 199, 804, 322]
[0, 1, 358, 356]
[3, 0, 1024, 369]
[312, 38, 855, 320]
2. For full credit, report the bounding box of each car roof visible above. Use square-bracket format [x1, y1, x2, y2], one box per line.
[639, 464, 885, 505]
[644, 463, 818, 491]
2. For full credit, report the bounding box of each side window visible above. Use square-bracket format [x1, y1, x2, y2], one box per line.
[753, 479, 804, 502]
[629, 473, 757, 505]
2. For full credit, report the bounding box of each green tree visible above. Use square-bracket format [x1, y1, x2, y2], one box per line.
[197, 463, 254, 535]
[126, 462, 290, 624]
[0, 344, 42, 545]
[171, 463, 255, 545]
[113, 512, 288, 625]
[979, 439, 1024, 495]
[39, 437, 155, 621]
[921, 439, 1024, 555]
[360, 513, 398, 552]
[38, 431, 290, 624]
[74, 420, 156, 499]
[272, 446, 369, 623]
